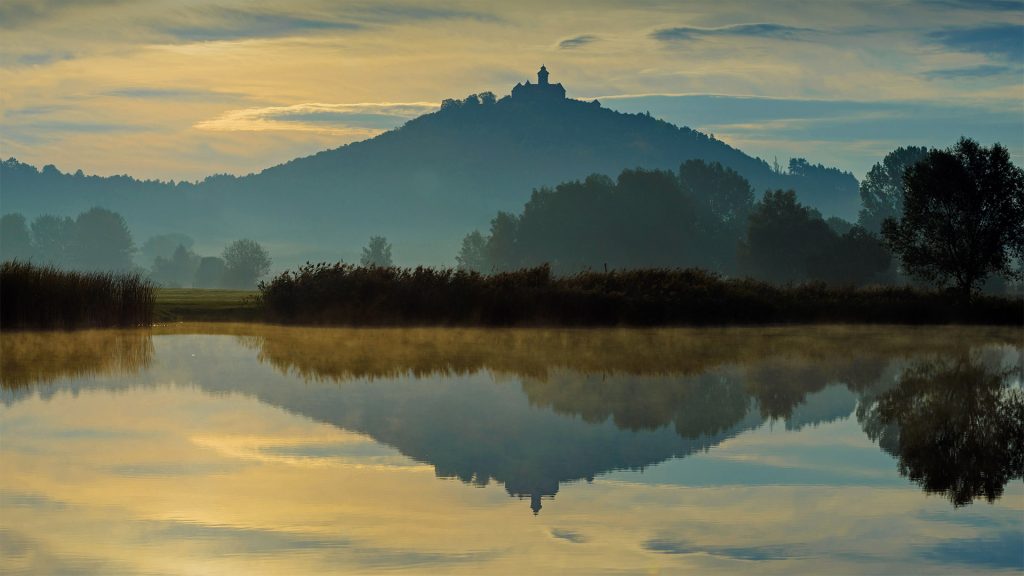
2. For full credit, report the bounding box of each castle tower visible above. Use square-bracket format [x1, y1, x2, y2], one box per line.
[538, 65, 549, 86]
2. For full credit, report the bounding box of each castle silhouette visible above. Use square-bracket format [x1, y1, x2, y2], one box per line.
[511, 65, 566, 101]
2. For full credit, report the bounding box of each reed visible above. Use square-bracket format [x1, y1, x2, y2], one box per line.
[259, 263, 1022, 326]
[0, 261, 155, 329]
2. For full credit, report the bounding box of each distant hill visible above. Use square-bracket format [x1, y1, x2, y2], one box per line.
[0, 68, 859, 268]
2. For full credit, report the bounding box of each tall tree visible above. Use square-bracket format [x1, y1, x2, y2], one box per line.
[456, 231, 488, 272]
[882, 138, 1024, 299]
[30, 215, 74, 268]
[679, 160, 754, 273]
[360, 235, 393, 267]
[222, 239, 271, 289]
[858, 146, 929, 233]
[0, 213, 33, 262]
[72, 207, 135, 271]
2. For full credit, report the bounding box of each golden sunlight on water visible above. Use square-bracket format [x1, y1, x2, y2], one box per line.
[1, 324, 1022, 574]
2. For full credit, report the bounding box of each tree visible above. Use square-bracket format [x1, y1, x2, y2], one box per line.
[193, 256, 227, 288]
[360, 235, 393, 267]
[222, 239, 271, 289]
[738, 190, 833, 283]
[882, 138, 1024, 299]
[680, 160, 754, 273]
[140, 233, 194, 267]
[72, 207, 135, 271]
[0, 213, 33, 262]
[858, 146, 929, 233]
[31, 214, 74, 268]
[151, 244, 201, 288]
[486, 212, 520, 272]
[456, 231, 488, 272]
[806, 226, 891, 286]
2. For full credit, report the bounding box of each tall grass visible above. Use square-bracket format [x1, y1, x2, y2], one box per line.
[1, 261, 155, 329]
[260, 263, 1022, 326]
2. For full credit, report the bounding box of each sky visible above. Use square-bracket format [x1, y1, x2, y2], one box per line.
[1, 0, 1021, 182]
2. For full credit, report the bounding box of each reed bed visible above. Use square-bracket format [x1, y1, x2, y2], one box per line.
[259, 263, 1022, 326]
[1, 261, 155, 329]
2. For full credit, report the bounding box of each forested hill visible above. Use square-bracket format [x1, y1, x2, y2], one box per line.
[0, 89, 858, 267]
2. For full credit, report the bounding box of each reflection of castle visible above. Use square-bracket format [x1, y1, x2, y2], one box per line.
[511, 65, 566, 101]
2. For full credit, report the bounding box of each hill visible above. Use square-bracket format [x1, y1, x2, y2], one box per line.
[0, 68, 859, 268]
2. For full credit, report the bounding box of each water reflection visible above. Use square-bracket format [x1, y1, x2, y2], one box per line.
[861, 352, 1024, 506]
[0, 329, 153, 390]
[3, 324, 1020, 514]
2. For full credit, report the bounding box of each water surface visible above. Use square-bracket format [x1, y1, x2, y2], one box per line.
[2, 324, 1022, 574]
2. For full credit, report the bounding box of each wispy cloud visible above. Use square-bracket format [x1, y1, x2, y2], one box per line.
[924, 64, 1015, 79]
[558, 35, 598, 49]
[104, 87, 245, 101]
[11, 51, 74, 66]
[914, 0, 1023, 11]
[156, 8, 361, 42]
[0, 0, 125, 29]
[651, 23, 819, 42]
[195, 102, 439, 135]
[927, 24, 1024, 62]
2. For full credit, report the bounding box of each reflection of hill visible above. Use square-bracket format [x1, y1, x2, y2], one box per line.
[0, 329, 153, 390]
[5, 324, 1022, 511]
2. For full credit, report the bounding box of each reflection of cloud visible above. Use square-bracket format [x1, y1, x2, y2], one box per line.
[920, 530, 1024, 569]
[652, 23, 819, 42]
[645, 538, 807, 560]
[558, 34, 598, 49]
[927, 24, 1024, 62]
[195, 102, 438, 134]
[550, 528, 587, 543]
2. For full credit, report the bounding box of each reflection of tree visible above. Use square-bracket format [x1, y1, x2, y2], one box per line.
[523, 371, 752, 439]
[863, 353, 1024, 507]
[1, 329, 153, 390]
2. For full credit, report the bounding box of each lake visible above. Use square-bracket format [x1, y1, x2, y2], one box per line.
[2, 324, 1021, 574]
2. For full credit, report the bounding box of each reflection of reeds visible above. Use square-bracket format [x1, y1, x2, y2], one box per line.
[0, 329, 154, 389]
[1, 261, 154, 329]
[216, 322, 1022, 384]
[260, 264, 1023, 326]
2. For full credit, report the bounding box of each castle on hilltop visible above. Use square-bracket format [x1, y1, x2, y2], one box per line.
[511, 65, 566, 101]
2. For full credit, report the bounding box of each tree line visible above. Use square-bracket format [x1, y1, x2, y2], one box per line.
[0, 208, 271, 289]
[458, 138, 1023, 298]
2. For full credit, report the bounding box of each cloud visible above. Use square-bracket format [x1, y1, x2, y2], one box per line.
[558, 35, 598, 49]
[928, 24, 1024, 62]
[0, 0, 124, 29]
[651, 23, 819, 42]
[924, 64, 1015, 79]
[12, 52, 74, 66]
[104, 88, 245, 101]
[338, 5, 500, 25]
[914, 0, 1023, 10]
[156, 8, 361, 42]
[195, 102, 439, 135]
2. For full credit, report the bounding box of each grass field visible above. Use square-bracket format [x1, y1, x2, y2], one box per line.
[154, 288, 260, 322]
